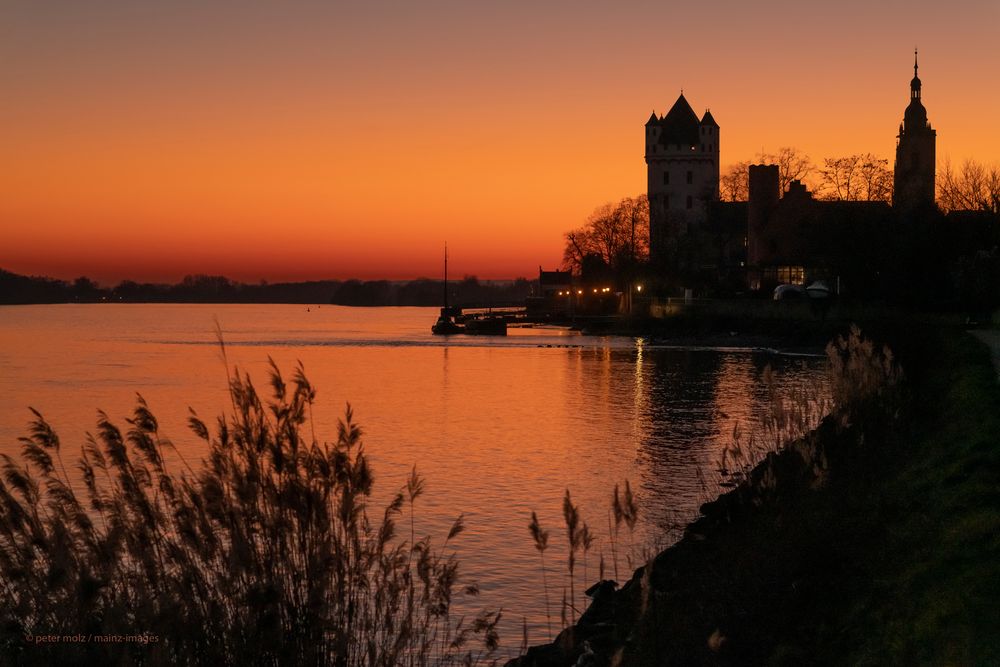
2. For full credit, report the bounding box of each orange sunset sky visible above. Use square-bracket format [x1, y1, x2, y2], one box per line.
[2, 1, 999, 284]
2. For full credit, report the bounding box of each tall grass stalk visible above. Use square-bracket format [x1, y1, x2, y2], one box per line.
[607, 507, 619, 582]
[407, 465, 425, 564]
[528, 511, 552, 640]
[527, 481, 640, 640]
[561, 490, 582, 623]
[613, 481, 639, 569]
[0, 353, 499, 666]
[580, 523, 594, 592]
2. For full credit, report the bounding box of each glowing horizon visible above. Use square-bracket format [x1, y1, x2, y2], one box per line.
[2, 1, 998, 285]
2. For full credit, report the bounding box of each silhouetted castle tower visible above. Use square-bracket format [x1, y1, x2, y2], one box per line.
[645, 93, 720, 265]
[893, 50, 936, 210]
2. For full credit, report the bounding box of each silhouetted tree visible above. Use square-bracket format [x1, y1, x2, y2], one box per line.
[720, 161, 751, 201]
[720, 149, 815, 200]
[938, 159, 1000, 213]
[758, 147, 816, 194]
[562, 195, 649, 274]
[819, 154, 893, 202]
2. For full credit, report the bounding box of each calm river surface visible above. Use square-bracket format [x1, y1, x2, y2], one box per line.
[0, 304, 828, 652]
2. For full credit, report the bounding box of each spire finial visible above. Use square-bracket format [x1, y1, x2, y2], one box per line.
[914, 47, 918, 77]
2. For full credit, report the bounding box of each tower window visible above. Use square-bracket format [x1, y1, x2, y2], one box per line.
[664, 195, 670, 208]
[663, 172, 669, 185]
[686, 195, 693, 209]
[686, 171, 693, 184]
[701, 144, 705, 151]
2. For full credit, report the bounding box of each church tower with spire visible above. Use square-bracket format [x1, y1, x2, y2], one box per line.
[893, 50, 936, 210]
[644, 93, 720, 266]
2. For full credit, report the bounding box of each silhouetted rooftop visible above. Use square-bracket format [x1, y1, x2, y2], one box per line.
[700, 110, 719, 128]
[656, 94, 700, 147]
[904, 98, 928, 129]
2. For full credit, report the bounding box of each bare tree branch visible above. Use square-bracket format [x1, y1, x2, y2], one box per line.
[939, 159, 1000, 213]
[818, 154, 892, 202]
[758, 147, 816, 194]
[720, 161, 751, 202]
[562, 196, 649, 274]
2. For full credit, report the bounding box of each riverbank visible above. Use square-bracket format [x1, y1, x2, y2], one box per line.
[577, 298, 969, 355]
[509, 323, 1000, 665]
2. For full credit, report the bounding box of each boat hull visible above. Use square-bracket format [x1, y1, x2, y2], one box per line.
[463, 317, 507, 336]
[431, 318, 463, 335]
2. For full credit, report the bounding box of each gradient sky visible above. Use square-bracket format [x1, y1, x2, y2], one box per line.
[2, 1, 998, 284]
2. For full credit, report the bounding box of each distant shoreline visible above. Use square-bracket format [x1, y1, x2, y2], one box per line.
[0, 267, 536, 307]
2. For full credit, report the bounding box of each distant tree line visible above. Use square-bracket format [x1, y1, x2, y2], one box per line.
[0, 270, 536, 307]
[329, 276, 534, 307]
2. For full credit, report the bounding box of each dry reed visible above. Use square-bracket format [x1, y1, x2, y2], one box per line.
[0, 354, 500, 666]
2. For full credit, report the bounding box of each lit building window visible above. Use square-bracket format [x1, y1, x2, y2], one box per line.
[775, 265, 806, 284]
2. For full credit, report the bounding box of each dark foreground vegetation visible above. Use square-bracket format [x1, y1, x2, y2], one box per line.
[0, 268, 534, 307]
[510, 323, 1000, 665]
[0, 345, 500, 665]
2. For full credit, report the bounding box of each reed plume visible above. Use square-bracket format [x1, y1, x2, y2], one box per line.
[0, 355, 500, 666]
[528, 511, 553, 640]
[562, 490, 582, 623]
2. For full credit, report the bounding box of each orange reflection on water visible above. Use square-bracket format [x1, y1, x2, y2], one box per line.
[0, 304, 827, 649]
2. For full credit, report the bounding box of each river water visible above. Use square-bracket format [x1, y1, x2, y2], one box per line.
[0, 304, 828, 653]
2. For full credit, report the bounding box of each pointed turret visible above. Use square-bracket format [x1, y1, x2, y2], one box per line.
[700, 109, 719, 128]
[904, 48, 927, 127]
[910, 48, 921, 97]
[657, 93, 701, 147]
[646, 111, 658, 126]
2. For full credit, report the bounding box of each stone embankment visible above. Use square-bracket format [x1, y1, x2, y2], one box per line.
[508, 413, 862, 667]
[509, 325, 1000, 666]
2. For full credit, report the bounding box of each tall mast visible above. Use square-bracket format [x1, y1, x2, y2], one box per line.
[443, 243, 448, 309]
